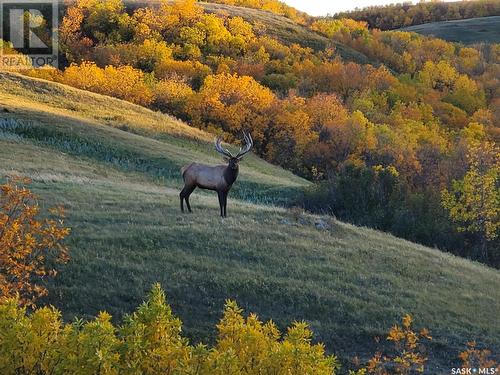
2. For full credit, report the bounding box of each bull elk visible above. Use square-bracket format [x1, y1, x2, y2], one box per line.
[180, 132, 253, 217]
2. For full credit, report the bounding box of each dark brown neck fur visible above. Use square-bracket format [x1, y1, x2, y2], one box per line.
[223, 165, 239, 189]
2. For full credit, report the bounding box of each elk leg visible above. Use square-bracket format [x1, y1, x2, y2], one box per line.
[217, 191, 224, 217]
[223, 192, 228, 217]
[185, 186, 195, 213]
[180, 186, 195, 213]
[180, 187, 186, 212]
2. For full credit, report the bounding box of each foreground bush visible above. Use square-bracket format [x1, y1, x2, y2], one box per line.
[0, 284, 338, 374]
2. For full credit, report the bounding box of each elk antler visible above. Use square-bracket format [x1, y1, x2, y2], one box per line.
[235, 132, 253, 159]
[215, 133, 253, 159]
[215, 136, 234, 158]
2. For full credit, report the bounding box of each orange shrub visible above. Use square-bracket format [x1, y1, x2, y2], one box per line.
[459, 341, 499, 372]
[0, 177, 70, 307]
[22, 66, 63, 82]
[355, 314, 432, 375]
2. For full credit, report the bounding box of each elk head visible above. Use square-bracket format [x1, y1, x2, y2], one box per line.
[215, 131, 253, 170]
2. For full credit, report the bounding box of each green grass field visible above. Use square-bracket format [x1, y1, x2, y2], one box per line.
[1, 72, 499, 373]
[402, 16, 500, 44]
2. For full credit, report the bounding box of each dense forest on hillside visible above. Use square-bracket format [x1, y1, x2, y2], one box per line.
[11, 0, 499, 266]
[332, 0, 500, 30]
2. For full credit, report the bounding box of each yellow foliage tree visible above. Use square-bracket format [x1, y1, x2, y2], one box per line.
[306, 93, 349, 131]
[210, 300, 337, 374]
[266, 95, 318, 172]
[419, 60, 458, 91]
[442, 141, 499, 259]
[153, 78, 195, 117]
[188, 73, 275, 146]
[155, 59, 211, 86]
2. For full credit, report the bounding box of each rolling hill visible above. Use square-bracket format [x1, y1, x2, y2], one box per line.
[401, 16, 500, 44]
[1, 71, 499, 372]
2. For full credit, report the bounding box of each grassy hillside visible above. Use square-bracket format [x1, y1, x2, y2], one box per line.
[1, 72, 500, 372]
[401, 16, 500, 44]
[0, 72, 307, 204]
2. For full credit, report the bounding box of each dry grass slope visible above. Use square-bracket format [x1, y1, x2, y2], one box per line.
[401, 16, 500, 44]
[0, 72, 499, 373]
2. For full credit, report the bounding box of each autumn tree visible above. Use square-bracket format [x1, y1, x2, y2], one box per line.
[419, 60, 458, 91]
[327, 110, 377, 168]
[60, 0, 132, 62]
[188, 73, 275, 147]
[155, 59, 211, 87]
[442, 141, 499, 260]
[72, 0, 131, 44]
[301, 59, 365, 99]
[92, 39, 173, 72]
[306, 93, 349, 133]
[59, 5, 94, 63]
[0, 177, 70, 306]
[445, 75, 486, 115]
[153, 77, 194, 118]
[300, 93, 350, 176]
[116, 284, 191, 373]
[265, 95, 317, 173]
